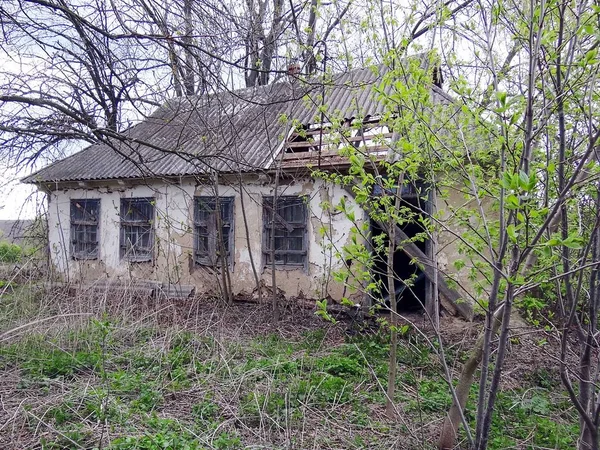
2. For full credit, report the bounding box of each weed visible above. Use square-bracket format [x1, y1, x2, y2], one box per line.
[22, 347, 101, 379]
[40, 425, 92, 449]
[253, 333, 294, 358]
[110, 415, 203, 449]
[213, 432, 242, 449]
[299, 329, 326, 352]
[412, 379, 451, 413]
[316, 354, 364, 377]
[120, 350, 159, 373]
[240, 391, 287, 420]
[46, 401, 76, 425]
[0, 279, 14, 289]
[0, 289, 583, 450]
[109, 369, 145, 393]
[313, 374, 351, 404]
[110, 432, 201, 449]
[192, 397, 220, 422]
[526, 367, 560, 389]
[131, 384, 163, 412]
[83, 386, 128, 423]
[396, 340, 432, 368]
[194, 360, 216, 375]
[0, 241, 23, 263]
[168, 337, 194, 369]
[345, 333, 390, 361]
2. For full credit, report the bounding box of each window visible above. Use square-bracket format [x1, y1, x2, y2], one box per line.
[120, 198, 154, 262]
[263, 196, 307, 267]
[70, 199, 100, 259]
[194, 197, 234, 266]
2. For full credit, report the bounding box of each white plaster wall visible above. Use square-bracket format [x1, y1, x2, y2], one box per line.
[46, 177, 359, 299]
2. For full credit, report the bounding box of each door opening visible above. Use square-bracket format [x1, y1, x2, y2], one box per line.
[370, 195, 429, 312]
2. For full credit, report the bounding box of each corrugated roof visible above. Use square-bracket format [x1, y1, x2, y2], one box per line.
[23, 62, 451, 184]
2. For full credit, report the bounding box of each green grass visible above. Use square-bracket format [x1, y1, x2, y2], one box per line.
[0, 297, 581, 450]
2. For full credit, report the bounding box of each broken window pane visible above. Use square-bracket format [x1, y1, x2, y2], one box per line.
[120, 198, 154, 262]
[70, 199, 100, 259]
[263, 196, 307, 267]
[194, 197, 234, 266]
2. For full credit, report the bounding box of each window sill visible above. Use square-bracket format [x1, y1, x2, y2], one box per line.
[122, 257, 153, 263]
[193, 261, 234, 271]
[72, 255, 99, 261]
[263, 264, 307, 272]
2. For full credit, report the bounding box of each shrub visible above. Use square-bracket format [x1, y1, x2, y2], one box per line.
[0, 241, 22, 263]
[316, 354, 364, 377]
[22, 348, 101, 379]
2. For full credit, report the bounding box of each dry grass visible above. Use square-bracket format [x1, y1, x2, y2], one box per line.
[0, 274, 581, 450]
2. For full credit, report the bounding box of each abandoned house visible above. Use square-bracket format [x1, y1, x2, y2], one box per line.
[22, 62, 473, 319]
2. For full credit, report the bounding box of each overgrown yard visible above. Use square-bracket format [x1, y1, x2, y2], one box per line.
[0, 287, 579, 449]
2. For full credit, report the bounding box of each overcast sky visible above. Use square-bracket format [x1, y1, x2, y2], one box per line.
[0, 170, 41, 220]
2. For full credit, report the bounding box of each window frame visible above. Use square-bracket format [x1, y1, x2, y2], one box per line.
[119, 197, 155, 262]
[262, 195, 308, 269]
[193, 196, 235, 267]
[70, 199, 100, 260]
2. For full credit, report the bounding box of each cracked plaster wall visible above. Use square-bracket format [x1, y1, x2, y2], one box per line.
[47, 176, 359, 300]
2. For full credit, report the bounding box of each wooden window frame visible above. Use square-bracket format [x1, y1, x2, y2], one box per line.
[70, 199, 100, 260]
[262, 195, 308, 269]
[120, 198, 155, 262]
[193, 196, 234, 267]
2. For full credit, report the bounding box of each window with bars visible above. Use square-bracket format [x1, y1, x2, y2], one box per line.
[120, 198, 154, 262]
[194, 197, 234, 266]
[263, 196, 308, 267]
[70, 199, 100, 259]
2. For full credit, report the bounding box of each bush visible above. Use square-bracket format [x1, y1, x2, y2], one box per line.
[316, 354, 364, 377]
[0, 241, 22, 263]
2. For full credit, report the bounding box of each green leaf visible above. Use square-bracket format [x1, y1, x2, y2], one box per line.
[506, 194, 520, 209]
[545, 237, 561, 247]
[585, 48, 598, 65]
[563, 235, 584, 249]
[518, 170, 530, 191]
[501, 172, 513, 189]
[497, 91, 507, 106]
[528, 171, 537, 191]
[507, 224, 518, 242]
[454, 259, 465, 270]
[340, 297, 355, 307]
[509, 112, 520, 125]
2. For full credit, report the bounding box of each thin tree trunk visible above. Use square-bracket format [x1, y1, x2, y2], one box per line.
[304, 0, 318, 74]
[439, 307, 502, 450]
[213, 172, 232, 304]
[428, 185, 439, 330]
[270, 174, 280, 322]
[182, 0, 195, 96]
[477, 248, 519, 450]
[269, 141, 287, 321]
[385, 172, 404, 417]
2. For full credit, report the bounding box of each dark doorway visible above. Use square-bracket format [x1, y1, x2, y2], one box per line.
[370, 195, 429, 312]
